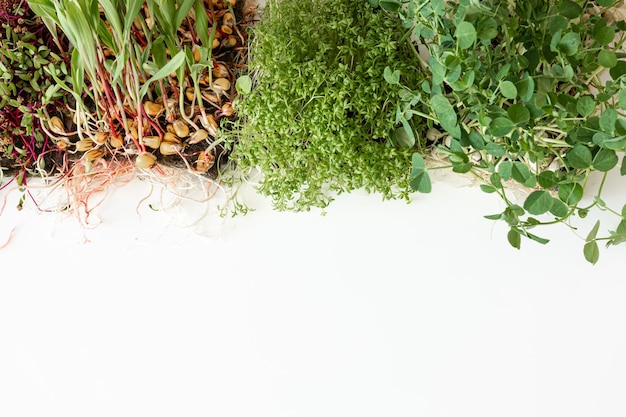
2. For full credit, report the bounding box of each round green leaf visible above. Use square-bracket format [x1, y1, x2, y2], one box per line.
[599, 49, 618, 68]
[567, 144, 593, 169]
[390, 125, 415, 148]
[558, 182, 583, 205]
[593, 24, 615, 47]
[549, 198, 569, 218]
[524, 190, 554, 215]
[559, 0, 582, 19]
[489, 117, 515, 136]
[477, 16, 498, 40]
[537, 171, 559, 189]
[599, 108, 617, 133]
[558, 32, 580, 56]
[583, 241, 600, 264]
[455, 21, 477, 50]
[507, 228, 521, 249]
[507, 103, 530, 124]
[235, 75, 252, 94]
[593, 148, 619, 172]
[577, 95, 595, 117]
[500, 81, 518, 99]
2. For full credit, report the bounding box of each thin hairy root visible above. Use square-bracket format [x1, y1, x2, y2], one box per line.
[0, 227, 16, 250]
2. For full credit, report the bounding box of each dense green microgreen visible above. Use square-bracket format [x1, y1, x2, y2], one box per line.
[225, 0, 427, 211]
[0, 0, 70, 184]
[374, 0, 626, 263]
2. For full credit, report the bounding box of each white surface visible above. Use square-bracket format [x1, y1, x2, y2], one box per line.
[1, 169, 626, 417]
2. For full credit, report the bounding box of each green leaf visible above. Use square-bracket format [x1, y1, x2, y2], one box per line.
[409, 153, 432, 193]
[380, 0, 401, 12]
[455, 21, 477, 50]
[500, 81, 518, 99]
[235, 75, 252, 94]
[567, 144, 593, 169]
[512, 162, 535, 187]
[599, 109, 618, 133]
[558, 182, 584, 205]
[486, 142, 505, 157]
[524, 190, 554, 215]
[516, 75, 535, 102]
[599, 49, 618, 68]
[489, 117, 515, 136]
[480, 184, 497, 193]
[537, 171, 559, 189]
[195, 1, 210, 48]
[592, 133, 626, 150]
[586, 220, 601, 242]
[498, 161, 513, 180]
[390, 124, 415, 148]
[476, 16, 498, 40]
[431, 94, 461, 138]
[508, 228, 521, 249]
[549, 198, 569, 217]
[593, 22, 615, 46]
[577, 96, 596, 117]
[560, 0, 583, 18]
[583, 241, 600, 264]
[507, 104, 530, 124]
[383, 66, 400, 84]
[139, 50, 186, 98]
[593, 148, 619, 171]
[558, 32, 581, 56]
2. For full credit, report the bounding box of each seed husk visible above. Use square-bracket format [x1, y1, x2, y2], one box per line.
[196, 149, 215, 173]
[109, 134, 124, 148]
[212, 63, 229, 79]
[172, 120, 190, 138]
[160, 141, 182, 155]
[144, 101, 163, 117]
[188, 129, 209, 145]
[84, 149, 104, 162]
[135, 152, 157, 168]
[163, 132, 181, 144]
[141, 135, 161, 149]
[212, 77, 231, 95]
[49, 116, 65, 134]
[93, 131, 108, 144]
[75, 139, 95, 152]
[204, 114, 218, 137]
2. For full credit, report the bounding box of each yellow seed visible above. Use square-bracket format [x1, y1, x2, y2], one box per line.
[185, 87, 195, 102]
[196, 149, 215, 173]
[172, 120, 190, 138]
[220, 103, 234, 117]
[212, 37, 220, 49]
[160, 141, 182, 155]
[141, 135, 161, 149]
[49, 116, 65, 134]
[222, 36, 237, 48]
[163, 131, 181, 144]
[226, 0, 236, 6]
[188, 129, 209, 145]
[144, 101, 163, 117]
[221, 25, 233, 35]
[193, 46, 201, 63]
[202, 90, 220, 104]
[213, 77, 231, 95]
[205, 114, 218, 137]
[75, 138, 95, 152]
[93, 131, 108, 144]
[223, 12, 235, 26]
[109, 135, 124, 148]
[212, 63, 229, 79]
[84, 149, 104, 162]
[135, 152, 157, 168]
[129, 126, 139, 140]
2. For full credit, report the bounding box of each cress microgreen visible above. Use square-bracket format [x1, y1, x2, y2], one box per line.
[226, 0, 427, 211]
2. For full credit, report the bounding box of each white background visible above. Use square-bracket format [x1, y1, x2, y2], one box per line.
[1, 165, 626, 417]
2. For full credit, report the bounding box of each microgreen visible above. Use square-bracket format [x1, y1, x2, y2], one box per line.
[374, 0, 626, 263]
[226, 0, 427, 211]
